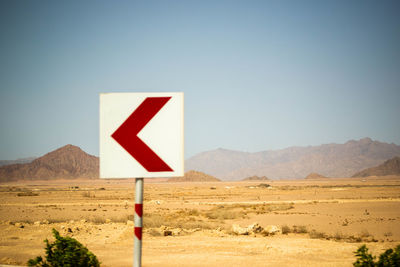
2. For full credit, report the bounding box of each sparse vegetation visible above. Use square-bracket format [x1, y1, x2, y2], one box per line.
[17, 191, 39, 197]
[82, 191, 95, 198]
[309, 229, 327, 239]
[281, 225, 291, 235]
[292, 225, 308, 234]
[360, 230, 371, 238]
[333, 231, 345, 241]
[384, 232, 393, 238]
[143, 212, 217, 230]
[27, 228, 100, 267]
[205, 208, 243, 220]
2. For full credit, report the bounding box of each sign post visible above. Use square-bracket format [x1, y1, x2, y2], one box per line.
[134, 178, 143, 267]
[100, 92, 184, 267]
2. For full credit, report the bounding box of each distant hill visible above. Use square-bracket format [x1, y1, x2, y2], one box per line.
[242, 175, 270, 181]
[352, 157, 400, 177]
[0, 145, 99, 182]
[186, 138, 400, 180]
[0, 157, 36, 167]
[305, 173, 327, 179]
[168, 170, 220, 182]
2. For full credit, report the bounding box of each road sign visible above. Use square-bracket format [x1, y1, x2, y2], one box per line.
[100, 92, 184, 178]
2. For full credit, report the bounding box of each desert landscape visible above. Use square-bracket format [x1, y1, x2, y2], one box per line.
[2, 1, 399, 265]
[1, 142, 400, 266]
[1, 175, 399, 266]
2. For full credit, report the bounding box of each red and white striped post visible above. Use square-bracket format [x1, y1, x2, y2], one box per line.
[134, 178, 143, 267]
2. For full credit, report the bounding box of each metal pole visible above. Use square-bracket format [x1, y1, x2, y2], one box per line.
[134, 178, 143, 267]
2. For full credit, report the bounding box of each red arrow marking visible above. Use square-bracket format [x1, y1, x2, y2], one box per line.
[111, 97, 173, 172]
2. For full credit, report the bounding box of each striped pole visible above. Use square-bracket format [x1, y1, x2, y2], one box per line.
[134, 178, 143, 267]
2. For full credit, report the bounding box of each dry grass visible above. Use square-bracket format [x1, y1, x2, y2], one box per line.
[309, 229, 328, 239]
[17, 191, 39, 197]
[207, 203, 294, 217]
[82, 191, 95, 198]
[359, 229, 371, 238]
[143, 213, 217, 230]
[281, 225, 291, 234]
[205, 209, 243, 220]
[292, 225, 308, 234]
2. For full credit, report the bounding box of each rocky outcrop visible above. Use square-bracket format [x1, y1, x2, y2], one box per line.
[305, 173, 327, 179]
[168, 170, 220, 182]
[352, 157, 400, 177]
[0, 145, 99, 181]
[232, 223, 281, 236]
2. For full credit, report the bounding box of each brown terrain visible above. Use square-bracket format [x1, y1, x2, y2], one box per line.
[0, 158, 35, 167]
[305, 173, 327, 180]
[168, 170, 220, 182]
[352, 156, 400, 177]
[242, 175, 270, 181]
[186, 138, 400, 180]
[0, 177, 399, 266]
[0, 145, 98, 182]
[0, 144, 400, 266]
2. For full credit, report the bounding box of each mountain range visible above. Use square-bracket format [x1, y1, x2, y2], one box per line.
[185, 138, 400, 180]
[1, 138, 400, 182]
[0, 157, 35, 167]
[352, 156, 400, 177]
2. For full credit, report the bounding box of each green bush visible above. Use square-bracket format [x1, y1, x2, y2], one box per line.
[353, 244, 400, 267]
[27, 229, 100, 267]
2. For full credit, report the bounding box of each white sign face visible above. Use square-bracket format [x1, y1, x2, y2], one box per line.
[100, 92, 184, 178]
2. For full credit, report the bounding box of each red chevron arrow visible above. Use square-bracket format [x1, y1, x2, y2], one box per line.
[111, 97, 173, 172]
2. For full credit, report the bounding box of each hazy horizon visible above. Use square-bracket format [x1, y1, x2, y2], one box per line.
[1, 136, 399, 161]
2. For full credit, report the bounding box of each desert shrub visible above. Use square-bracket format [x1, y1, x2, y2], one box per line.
[205, 209, 242, 220]
[266, 203, 294, 212]
[148, 229, 162, 236]
[17, 191, 39, 197]
[377, 245, 400, 266]
[27, 228, 100, 267]
[82, 191, 94, 198]
[187, 209, 200, 216]
[91, 216, 106, 224]
[309, 229, 327, 239]
[353, 244, 400, 267]
[334, 231, 345, 241]
[281, 225, 291, 235]
[360, 230, 371, 238]
[384, 232, 393, 238]
[144, 214, 165, 228]
[292, 225, 308, 234]
[354, 245, 375, 267]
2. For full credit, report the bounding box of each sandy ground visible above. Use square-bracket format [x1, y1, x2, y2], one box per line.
[0, 177, 399, 266]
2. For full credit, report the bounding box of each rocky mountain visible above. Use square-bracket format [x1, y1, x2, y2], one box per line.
[352, 157, 400, 177]
[186, 138, 400, 180]
[0, 157, 36, 167]
[168, 170, 220, 182]
[0, 145, 99, 182]
[242, 175, 270, 181]
[305, 173, 327, 179]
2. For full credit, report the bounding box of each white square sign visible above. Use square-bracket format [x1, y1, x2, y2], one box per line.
[100, 92, 184, 178]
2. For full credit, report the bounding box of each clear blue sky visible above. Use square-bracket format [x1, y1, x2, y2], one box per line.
[0, 0, 399, 160]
